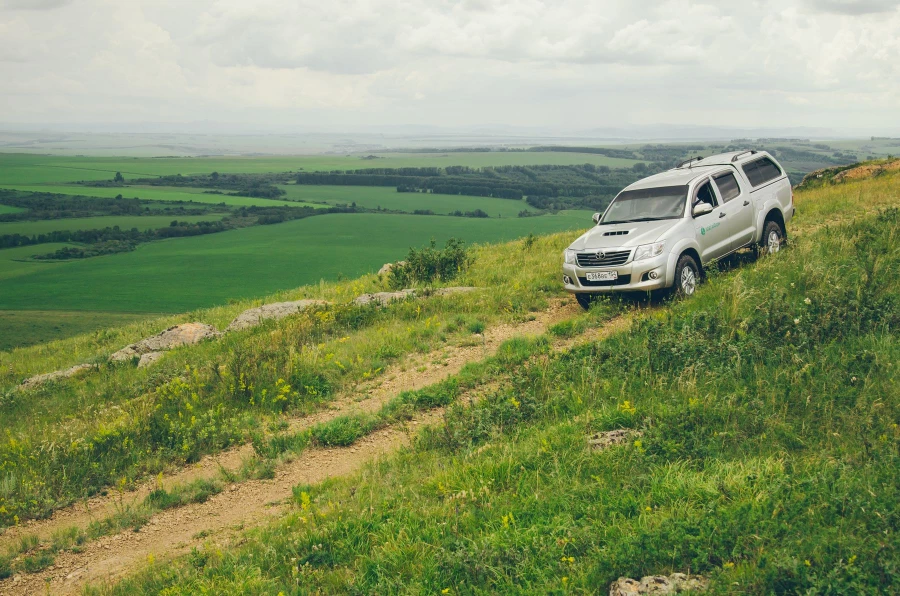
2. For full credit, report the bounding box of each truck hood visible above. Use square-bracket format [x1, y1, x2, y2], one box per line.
[569, 219, 678, 250]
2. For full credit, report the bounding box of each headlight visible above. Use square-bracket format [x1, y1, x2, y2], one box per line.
[564, 249, 577, 265]
[633, 241, 666, 262]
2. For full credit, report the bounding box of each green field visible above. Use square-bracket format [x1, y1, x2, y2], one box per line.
[0, 211, 592, 314]
[278, 184, 537, 216]
[0, 214, 227, 237]
[0, 205, 24, 214]
[0, 310, 151, 351]
[1, 184, 323, 208]
[0, 243, 77, 281]
[0, 152, 643, 186]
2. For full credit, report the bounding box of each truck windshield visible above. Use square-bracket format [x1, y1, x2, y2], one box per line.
[601, 185, 688, 224]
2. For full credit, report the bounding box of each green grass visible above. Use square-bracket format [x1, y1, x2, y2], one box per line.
[0, 214, 226, 237]
[89, 185, 900, 595]
[1, 184, 322, 208]
[0, 205, 24, 215]
[278, 184, 537, 216]
[0, 211, 592, 314]
[0, 310, 152, 351]
[0, 243, 77, 282]
[0, 152, 643, 186]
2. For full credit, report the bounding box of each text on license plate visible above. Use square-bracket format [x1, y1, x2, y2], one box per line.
[586, 271, 618, 282]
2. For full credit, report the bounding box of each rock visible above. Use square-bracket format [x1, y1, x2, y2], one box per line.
[378, 260, 406, 276]
[19, 363, 94, 390]
[588, 429, 643, 452]
[137, 352, 165, 368]
[110, 322, 221, 362]
[225, 300, 329, 332]
[610, 574, 708, 595]
[353, 289, 416, 307]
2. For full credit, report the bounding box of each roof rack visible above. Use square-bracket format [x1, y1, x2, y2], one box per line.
[676, 156, 704, 169]
[731, 150, 757, 162]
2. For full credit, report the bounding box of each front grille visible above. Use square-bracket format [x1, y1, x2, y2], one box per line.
[576, 250, 630, 268]
[579, 274, 632, 287]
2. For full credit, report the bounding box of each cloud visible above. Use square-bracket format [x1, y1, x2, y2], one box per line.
[805, 0, 900, 15]
[0, 0, 898, 132]
[0, 0, 72, 9]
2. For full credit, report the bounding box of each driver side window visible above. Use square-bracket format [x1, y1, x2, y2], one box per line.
[693, 181, 718, 209]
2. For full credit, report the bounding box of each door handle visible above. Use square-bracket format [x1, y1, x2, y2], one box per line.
[743, 200, 750, 206]
[719, 212, 726, 218]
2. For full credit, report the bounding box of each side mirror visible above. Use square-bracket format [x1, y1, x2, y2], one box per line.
[592, 213, 601, 224]
[692, 203, 713, 218]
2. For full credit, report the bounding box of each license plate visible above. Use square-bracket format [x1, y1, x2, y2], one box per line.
[586, 271, 618, 282]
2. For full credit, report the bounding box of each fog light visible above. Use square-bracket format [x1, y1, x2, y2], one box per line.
[648, 270, 660, 280]
[563, 275, 573, 285]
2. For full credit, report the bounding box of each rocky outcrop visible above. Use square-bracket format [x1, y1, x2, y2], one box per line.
[588, 429, 643, 452]
[378, 261, 406, 276]
[110, 323, 221, 362]
[138, 352, 165, 368]
[353, 289, 416, 307]
[225, 300, 329, 332]
[19, 364, 95, 390]
[610, 574, 708, 595]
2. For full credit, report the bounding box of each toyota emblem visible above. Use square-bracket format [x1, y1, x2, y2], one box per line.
[596, 251, 606, 260]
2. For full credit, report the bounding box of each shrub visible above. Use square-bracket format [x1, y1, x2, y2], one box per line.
[388, 238, 470, 289]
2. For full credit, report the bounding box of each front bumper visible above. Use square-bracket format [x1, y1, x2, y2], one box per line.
[562, 253, 669, 293]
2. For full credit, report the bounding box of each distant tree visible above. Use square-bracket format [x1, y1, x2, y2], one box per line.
[211, 171, 219, 181]
[115, 194, 123, 200]
[114, 172, 125, 183]
[632, 163, 648, 174]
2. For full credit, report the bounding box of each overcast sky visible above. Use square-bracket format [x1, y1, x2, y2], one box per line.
[1, 0, 898, 134]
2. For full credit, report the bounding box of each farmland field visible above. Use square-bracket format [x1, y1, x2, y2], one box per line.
[0, 214, 226, 237]
[0, 210, 592, 314]
[278, 184, 537, 216]
[0, 310, 150, 352]
[0, 152, 645, 186]
[0, 204, 24, 214]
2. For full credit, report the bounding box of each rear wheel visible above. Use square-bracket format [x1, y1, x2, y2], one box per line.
[575, 293, 593, 310]
[759, 219, 785, 256]
[673, 254, 700, 297]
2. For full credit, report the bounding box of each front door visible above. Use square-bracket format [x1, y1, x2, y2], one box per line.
[692, 179, 731, 262]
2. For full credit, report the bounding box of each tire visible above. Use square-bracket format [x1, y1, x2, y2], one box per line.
[575, 293, 593, 310]
[673, 254, 700, 297]
[759, 219, 785, 256]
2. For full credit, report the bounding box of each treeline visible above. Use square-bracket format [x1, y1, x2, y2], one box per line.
[0, 220, 228, 250]
[525, 146, 638, 159]
[131, 172, 288, 199]
[0, 190, 223, 222]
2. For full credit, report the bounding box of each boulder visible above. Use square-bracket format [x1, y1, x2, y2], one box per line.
[110, 322, 221, 362]
[19, 364, 94, 390]
[137, 352, 165, 368]
[588, 429, 643, 452]
[610, 574, 708, 595]
[225, 300, 329, 332]
[378, 260, 406, 276]
[353, 289, 416, 307]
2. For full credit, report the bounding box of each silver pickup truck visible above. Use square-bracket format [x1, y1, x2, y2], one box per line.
[563, 150, 794, 308]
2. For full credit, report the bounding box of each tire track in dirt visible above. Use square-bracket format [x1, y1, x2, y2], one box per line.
[0, 300, 581, 592]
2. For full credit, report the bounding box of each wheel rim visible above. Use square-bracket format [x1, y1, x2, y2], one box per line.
[767, 230, 781, 254]
[680, 266, 696, 295]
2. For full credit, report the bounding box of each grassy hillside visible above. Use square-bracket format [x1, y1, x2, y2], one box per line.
[84, 170, 898, 594]
[0, 161, 897, 593]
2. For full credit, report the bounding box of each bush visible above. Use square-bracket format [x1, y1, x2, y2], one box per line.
[388, 238, 471, 289]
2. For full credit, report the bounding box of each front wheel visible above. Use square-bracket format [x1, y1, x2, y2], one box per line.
[575, 293, 593, 310]
[759, 220, 785, 256]
[673, 254, 700, 297]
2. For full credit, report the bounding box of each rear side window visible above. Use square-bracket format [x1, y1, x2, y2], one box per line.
[713, 172, 741, 202]
[742, 157, 782, 187]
